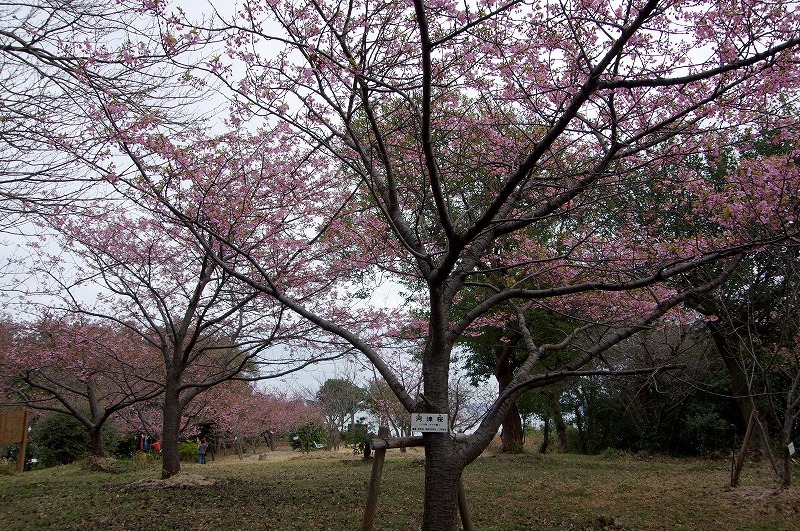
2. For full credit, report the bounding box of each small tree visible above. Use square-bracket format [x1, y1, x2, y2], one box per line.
[288, 424, 327, 454]
[315, 378, 365, 449]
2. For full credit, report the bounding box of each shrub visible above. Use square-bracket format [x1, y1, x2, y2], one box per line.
[288, 424, 327, 452]
[27, 413, 123, 467]
[341, 422, 374, 455]
[180, 441, 199, 462]
[29, 413, 91, 467]
[0, 457, 16, 475]
[130, 450, 160, 469]
[114, 434, 139, 458]
[681, 409, 735, 456]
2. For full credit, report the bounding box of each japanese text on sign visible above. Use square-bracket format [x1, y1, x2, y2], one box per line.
[411, 413, 449, 433]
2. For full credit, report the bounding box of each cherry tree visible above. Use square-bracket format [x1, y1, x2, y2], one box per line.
[0, 314, 162, 456]
[200, 382, 318, 456]
[0, 0, 206, 233]
[17, 190, 344, 477]
[112, 0, 800, 527]
[2, 1, 363, 479]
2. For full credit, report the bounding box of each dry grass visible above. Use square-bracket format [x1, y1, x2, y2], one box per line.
[0, 445, 797, 530]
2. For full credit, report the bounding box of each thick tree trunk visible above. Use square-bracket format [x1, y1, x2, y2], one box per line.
[500, 403, 524, 452]
[495, 345, 524, 452]
[161, 383, 183, 479]
[708, 322, 758, 425]
[422, 434, 463, 531]
[89, 425, 105, 457]
[236, 435, 244, 460]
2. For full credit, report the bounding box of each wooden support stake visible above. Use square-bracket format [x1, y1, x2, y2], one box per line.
[731, 410, 758, 487]
[362, 430, 474, 529]
[16, 410, 30, 474]
[362, 426, 390, 531]
[458, 478, 474, 531]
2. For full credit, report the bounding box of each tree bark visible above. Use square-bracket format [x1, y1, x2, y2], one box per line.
[161, 382, 183, 479]
[87, 424, 105, 457]
[780, 444, 792, 488]
[420, 289, 464, 530]
[707, 321, 779, 473]
[495, 345, 524, 452]
[422, 434, 462, 531]
[546, 391, 568, 452]
[780, 404, 795, 488]
[539, 417, 550, 454]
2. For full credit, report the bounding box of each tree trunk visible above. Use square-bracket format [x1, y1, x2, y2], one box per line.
[161, 383, 183, 479]
[89, 425, 105, 457]
[780, 406, 794, 488]
[236, 435, 244, 460]
[539, 417, 550, 453]
[422, 434, 463, 531]
[780, 444, 792, 488]
[495, 344, 524, 452]
[707, 321, 779, 473]
[546, 391, 568, 452]
[500, 407, 524, 452]
[709, 322, 758, 425]
[574, 405, 586, 454]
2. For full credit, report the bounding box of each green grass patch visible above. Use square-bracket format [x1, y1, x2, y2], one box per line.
[0, 450, 797, 530]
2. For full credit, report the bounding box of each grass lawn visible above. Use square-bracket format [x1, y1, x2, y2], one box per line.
[0, 446, 797, 530]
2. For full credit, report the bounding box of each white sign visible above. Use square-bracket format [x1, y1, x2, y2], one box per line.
[411, 413, 449, 433]
[789, 442, 796, 456]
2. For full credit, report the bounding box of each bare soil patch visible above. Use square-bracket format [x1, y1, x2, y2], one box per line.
[117, 473, 219, 491]
[720, 485, 800, 516]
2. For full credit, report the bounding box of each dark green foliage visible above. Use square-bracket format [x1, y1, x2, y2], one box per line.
[288, 423, 327, 452]
[340, 421, 374, 455]
[179, 441, 198, 462]
[101, 423, 121, 456]
[29, 413, 90, 467]
[315, 378, 365, 432]
[679, 407, 736, 456]
[27, 413, 123, 467]
[564, 363, 741, 456]
[114, 434, 138, 458]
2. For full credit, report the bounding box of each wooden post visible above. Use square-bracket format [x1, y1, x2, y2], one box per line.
[731, 410, 759, 487]
[16, 411, 29, 474]
[362, 426, 390, 531]
[0, 410, 30, 474]
[458, 478, 474, 531]
[362, 431, 473, 529]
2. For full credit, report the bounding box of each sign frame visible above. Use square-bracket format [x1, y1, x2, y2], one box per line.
[411, 413, 449, 433]
[0, 410, 30, 473]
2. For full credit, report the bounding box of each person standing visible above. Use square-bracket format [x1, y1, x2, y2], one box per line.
[197, 438, 208, 464]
